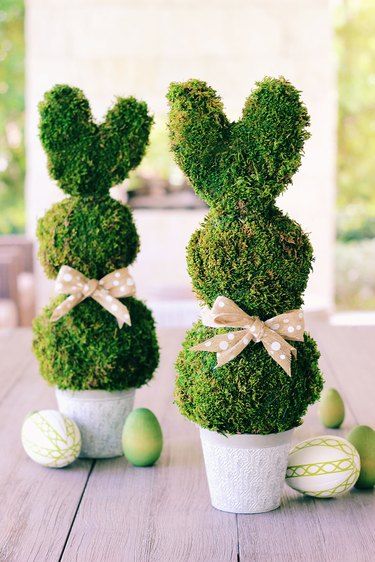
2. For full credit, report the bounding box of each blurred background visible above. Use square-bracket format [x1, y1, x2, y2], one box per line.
[0, 0, 374, 328]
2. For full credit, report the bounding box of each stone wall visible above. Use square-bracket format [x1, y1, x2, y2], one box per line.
[26, 0, 336, 313]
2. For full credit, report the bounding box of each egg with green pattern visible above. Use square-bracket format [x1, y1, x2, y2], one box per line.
[122, 408, 163, 466]
[286, 435, 360, 498]
[22, 410, 81, 467]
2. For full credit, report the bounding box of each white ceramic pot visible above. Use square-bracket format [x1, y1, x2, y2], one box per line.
[55, 388, 135, 459]
[200, 427, 294, 514]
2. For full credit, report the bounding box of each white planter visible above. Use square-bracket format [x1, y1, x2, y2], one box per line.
[200, 427, 294, 514]
[55, 388, 135, 459]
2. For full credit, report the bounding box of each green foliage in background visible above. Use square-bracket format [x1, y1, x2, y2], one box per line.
[128, 115, 181, 190]
[168, 77, 323, 435]
[33, 85, 159, 391]
[336, 0, 375, 218]
[0, 0, 24, 233]
[335, 0, 375, 310]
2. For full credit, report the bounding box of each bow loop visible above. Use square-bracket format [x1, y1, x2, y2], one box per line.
[201, 296, 253, 328]
[191, 296, 305, 376]
[51, 266, 135, 328]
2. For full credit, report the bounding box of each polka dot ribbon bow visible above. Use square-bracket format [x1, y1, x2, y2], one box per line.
[191, 296, 305, 376]
[51, 265, 136, 328]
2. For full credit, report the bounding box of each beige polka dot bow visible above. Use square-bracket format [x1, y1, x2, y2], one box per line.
[51, 265, 136, 328]
[191, 296, 305, 376]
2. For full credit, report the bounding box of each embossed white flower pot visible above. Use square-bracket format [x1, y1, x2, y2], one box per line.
[200, 427, 294, 514]
[55, 388, 135, 459]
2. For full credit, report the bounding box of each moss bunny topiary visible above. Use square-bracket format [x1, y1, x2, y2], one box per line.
[33, 85, 159, 391]
[168, 77, 323, 435]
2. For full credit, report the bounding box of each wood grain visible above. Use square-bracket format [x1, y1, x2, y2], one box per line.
[0, 330, 92, 562]
[0, 323, 374, 561]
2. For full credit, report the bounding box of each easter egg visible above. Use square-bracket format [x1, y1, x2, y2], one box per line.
[122, 408, 163, 467]
[347, 425, 375, 489]
[318, 388, 345, 429]
[286, 435, 360, 498]
[22, 410, 81, 468]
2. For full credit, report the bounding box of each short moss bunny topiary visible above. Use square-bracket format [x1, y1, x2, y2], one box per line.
[168, 77, 323, 435]
[33, 85, 159, 391]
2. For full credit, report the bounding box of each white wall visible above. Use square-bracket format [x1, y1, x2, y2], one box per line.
[26, 0, 336, 314]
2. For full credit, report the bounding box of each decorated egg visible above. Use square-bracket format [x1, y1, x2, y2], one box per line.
[122, 408, 163, 467]
[286, 435, 360, 498]
[347, 425, 375, 489]
[318, 388, 345, 429]
[22, 409, 81, 467]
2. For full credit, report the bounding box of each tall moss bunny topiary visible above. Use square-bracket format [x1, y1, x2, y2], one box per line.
[168, 77, 324, 436]
[33, 85, 159, 393]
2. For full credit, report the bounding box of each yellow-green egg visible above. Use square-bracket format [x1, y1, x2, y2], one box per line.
[122, 408, 163, 467]
[318, 388, 345, 429]
[347, 425, 375, 489]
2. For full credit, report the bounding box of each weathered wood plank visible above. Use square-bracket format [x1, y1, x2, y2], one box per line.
[60, 329, 238, 562]
[0, 329, 32, 401]
[312, 323, 375, 423]
[237, 320, 375, 562]
[0, 330, 92, 562]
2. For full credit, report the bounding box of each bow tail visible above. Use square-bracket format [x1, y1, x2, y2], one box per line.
[51, 293, 85, 322]
[93, 291, 132, 328]
[262, 329, 297, 376]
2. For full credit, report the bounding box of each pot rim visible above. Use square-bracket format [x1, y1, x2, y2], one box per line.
[55, 387, 135, 402]
[199, 426, 295, 449]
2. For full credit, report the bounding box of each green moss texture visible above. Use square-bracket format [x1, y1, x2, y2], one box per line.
[33, 84, 159, 390]
[37, 196, 139, 280]
[39, 85, 153, 197]
[168, 77, 323, 434]
[33, 297, 159, 391]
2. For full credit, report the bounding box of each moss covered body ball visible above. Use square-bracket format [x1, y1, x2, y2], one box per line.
[33, 297, 158, 391]
[32, 85, 159, 391]
[168, 77, 323, 435]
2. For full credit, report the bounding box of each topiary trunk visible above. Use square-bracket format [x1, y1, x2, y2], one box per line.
[167, 77, 323, 435]
[33, 85, 159, 391]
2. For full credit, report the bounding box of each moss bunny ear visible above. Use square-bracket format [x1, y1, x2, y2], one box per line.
[39, 85, 100, 197]
[237, 77, 310, 203]
[167, 79, 229, 206]
[100, 97, 153, 187]
[39, 86, 153, 197]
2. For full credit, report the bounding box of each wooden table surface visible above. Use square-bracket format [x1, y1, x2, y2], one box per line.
[0, 322, 374, 562]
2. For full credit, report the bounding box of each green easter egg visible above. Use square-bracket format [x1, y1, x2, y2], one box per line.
[122, 408, 163, 467]
[318, 388, 345, 429]
[347, 425, 375, 489]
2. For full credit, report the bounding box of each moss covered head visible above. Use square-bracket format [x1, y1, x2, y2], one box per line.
[39, 84, 153, 197]
[37, 196, 140, 279]
[167, 77, 310, 210]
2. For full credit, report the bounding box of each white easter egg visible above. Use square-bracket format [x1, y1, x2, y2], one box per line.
[22, 409, 81, 468]
[286, 435, 360, 498]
